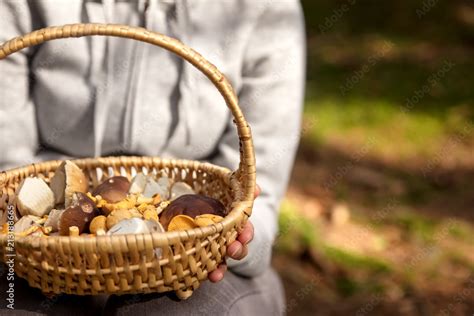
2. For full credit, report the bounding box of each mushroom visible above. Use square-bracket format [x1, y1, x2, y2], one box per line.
[194, 214, 224, 227]
[128, 173, 171, 199]
[92, 176, 130, 203]
[167, 215, 197, 231]
[44, 209, 65, 232]
[13, 215, 41, 233]
[143, 176, 170, 199]
[17, 177, 55, 217]
[129, 208, 143, 218]
[58, 193, 99, 236]
[106, 209, 132, 230]
[143, 208, 158, 222]
[98, 196, 136, 216]
[145, 220, 165, 258]
[50, 160, 88, 207]
[107, 217, 150, 235]
[89, 215, 107, 234]
[145, 220, 165, 233]
[159, 194, 226, 230]
[69, 226, 79, 236]
[128, 173, 147, 194]
[169, 182, 195, 201]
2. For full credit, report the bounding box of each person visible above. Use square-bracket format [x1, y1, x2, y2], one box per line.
[0, 0, 305, 315]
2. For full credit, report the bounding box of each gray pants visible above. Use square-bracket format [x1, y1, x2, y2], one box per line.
[0, 268, 285, 316]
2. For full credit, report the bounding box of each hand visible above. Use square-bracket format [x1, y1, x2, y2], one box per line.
[208, 184, 261, 283]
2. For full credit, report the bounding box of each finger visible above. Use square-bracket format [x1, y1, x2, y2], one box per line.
[237, 222, 254, 245]
[208, 264, 227, 283]
[254, 184, 261, 199]
[233, 245, 248, 260]
[227, 241, 243, 259]
[228, 241, 248, 260]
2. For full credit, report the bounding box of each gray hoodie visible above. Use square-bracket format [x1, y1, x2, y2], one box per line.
[0, 0, 305, 277]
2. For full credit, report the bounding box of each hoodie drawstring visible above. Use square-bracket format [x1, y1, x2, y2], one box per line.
[89, 0, 193, 156]
[122, 0, 154, 152]
[174, 0, 193, 146]
[92, 0, 115, 157]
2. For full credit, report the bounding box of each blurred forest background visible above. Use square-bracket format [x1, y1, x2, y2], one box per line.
[273, 0, 474, 315]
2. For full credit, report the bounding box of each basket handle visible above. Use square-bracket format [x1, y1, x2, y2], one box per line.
[0, 23, 256, 202]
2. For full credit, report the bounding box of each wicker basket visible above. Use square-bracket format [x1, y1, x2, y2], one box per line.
[0, 24, 255, 299]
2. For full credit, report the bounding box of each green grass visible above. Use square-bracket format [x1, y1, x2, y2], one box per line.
[448, 221, 474, 243]
[277, 200, 319, 252]
[390, 211, 439, 243]
[304, 97, 450, 159]
[323, 246, 392, 273]
[303, 55, 474, 161]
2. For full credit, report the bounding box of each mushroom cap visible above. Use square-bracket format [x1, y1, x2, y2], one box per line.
[58, 193, 99, 236]
[145, 220, 165, 233]
[50, 161, 88, 207]
[44, 209, 65, 232]
[143, 176, 170, 199]
[107, 218, 150, 235]
[92, 176, 131, 203]
[89, 215, 107, 234]
[72, 192, 97, 214]
[14, 215, 41, 233]
[169, 182, 195, 201]
[167, 215, 197, 231]
[128, 173, 147, 194]
[159, 194, 226, 230]
[106, 209, 133, 230]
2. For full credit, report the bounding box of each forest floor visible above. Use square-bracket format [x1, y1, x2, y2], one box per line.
[274, 1, 473, 314]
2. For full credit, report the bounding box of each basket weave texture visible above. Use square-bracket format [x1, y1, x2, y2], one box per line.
[0, 24, 256, 300]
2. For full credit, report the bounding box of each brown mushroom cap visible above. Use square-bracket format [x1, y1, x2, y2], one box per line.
[92, 176, 130, 203]
[58, 193, 99, 236]
[50, 160, 88, 207]
[72, 192, 97, 214]
[159, 194, 226, 230]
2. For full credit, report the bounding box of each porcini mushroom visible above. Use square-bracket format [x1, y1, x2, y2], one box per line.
[107, 217, 150, 235]
[129, 173, 147, 194]
[92, 176, 130, 203]
[58, 193, 99, 236]
[106, 209, 132, 230]
[143, 176, 170, 199]
[50, 160, 88, 207]
[44, 209, 65, 232]
[169, 182, 195, 201]
[13, 215, 41, 234]
[17, 177, 55, 217]
[159, 194, 226, 230]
